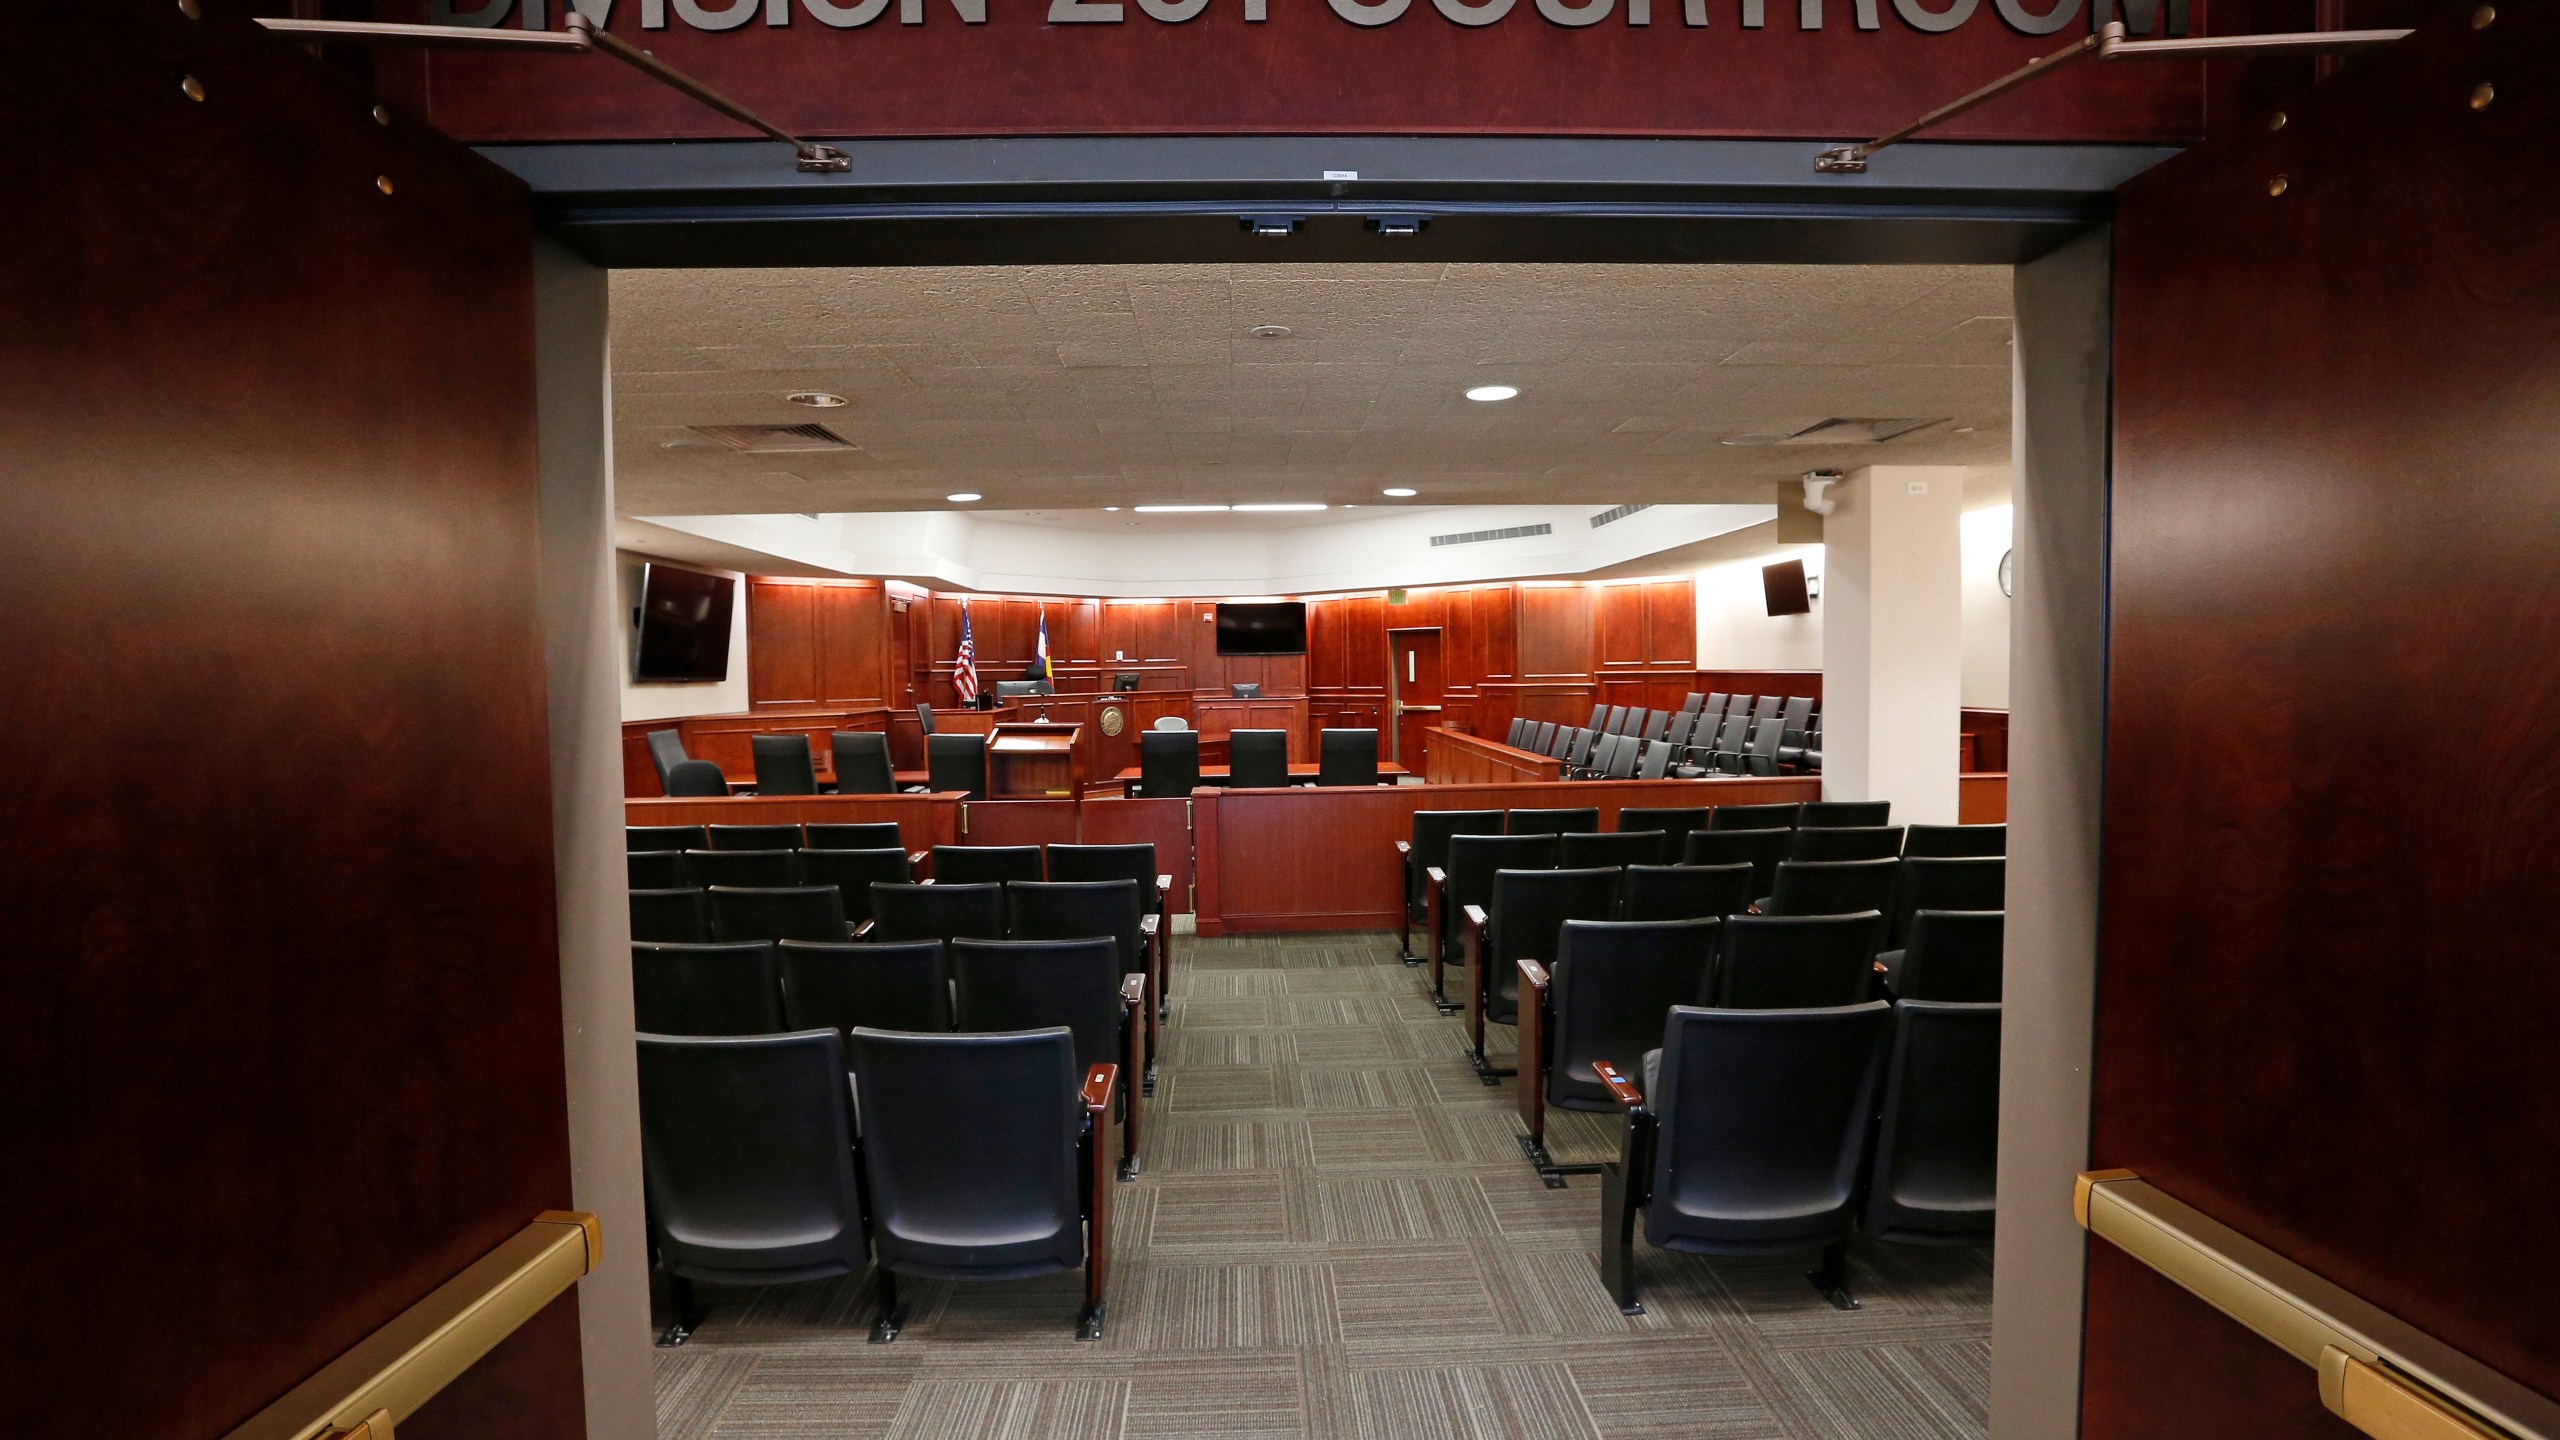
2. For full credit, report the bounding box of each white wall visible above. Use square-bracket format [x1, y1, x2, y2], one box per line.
[1693, 544, 1825, 669]
[618, 552, 750, 722]
[1822, 465, 1966, 824]
[1962, 503, 2015, 709]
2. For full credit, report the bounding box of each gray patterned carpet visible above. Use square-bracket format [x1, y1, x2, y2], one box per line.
[654, 931, 1992, 1439]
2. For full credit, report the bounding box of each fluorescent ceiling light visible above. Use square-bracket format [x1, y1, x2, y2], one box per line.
[1465, 385, 1520, 403]
[945, 492, 981, 502]
[1234, 503, 1327, 513]
[1133, 504, 1230, 513]
[1382, 487, 1418, 497]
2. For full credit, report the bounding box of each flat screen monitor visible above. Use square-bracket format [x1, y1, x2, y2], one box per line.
[634, 564, 736, 682]
[1762, 559, 1812, 617]
[1215, 601, 1308, 656]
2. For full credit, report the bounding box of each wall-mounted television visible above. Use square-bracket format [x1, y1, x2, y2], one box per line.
[1762, 559, 1813, 617]
[634, 563, 736, 682]
[1215, 601, 1307, 656]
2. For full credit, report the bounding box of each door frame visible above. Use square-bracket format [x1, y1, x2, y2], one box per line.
[1384, 625, 1445, 769]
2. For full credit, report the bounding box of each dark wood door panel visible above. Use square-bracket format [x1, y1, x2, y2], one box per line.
[2092, 1, 2560, 1428]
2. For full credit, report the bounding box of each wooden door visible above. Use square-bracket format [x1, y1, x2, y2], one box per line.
[3, 7, 584, 1437]
[2087, 6, 2558, 1436]
[1388, 629, 1445, 768]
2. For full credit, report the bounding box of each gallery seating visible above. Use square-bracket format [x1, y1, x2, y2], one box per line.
[797, 847, 914, 924]
[950, 936, 1148, 1179]
[632, 940, 786, 1036]
[1879, 910, 2005, 1001]
[932, 843, 1045, 886]
[1788, 825, 1906, 862]
[779, 937, 952, 1035]
[1621, 862, 1755, 924]
[1426, 832, 1560, 1013]
[627, 850, 691, 889]
[1398, 810, 1506, 964]
[1617, 807, 1709, 853]
[1681, 828, 1791, 898]
[1860, 1001, 2001, 1248]
[1758, 858, 1902, 940]
[1008, 878, 1158, 1086]
[686, 848, 799, 889]
[806, 821, 904, 850]
[1709, 802, 1801, 832]
[1561, 830, 1668, 869]
[629, 824, 708, 853]
[1461, 866, 1620, 1078]
[631, 886, 713, 944]
[709, 822, 804, 851]
[865, 881, 1005, 947]
[1512, 916, 1719, 1181]
[1902, 823, 2007, 858]
[1046, 843, 1177, 1024]
[1713, 913, 1882, 1008]
[1799, 800, 1890, 829]
[1885, 856, 2006, 949]
[710, 884, 856, 944]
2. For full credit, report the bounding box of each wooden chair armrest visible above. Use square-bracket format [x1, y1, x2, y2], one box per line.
[1462, 903, 1489, 934]
[1120, 972, 1148, 1006]
[1395, 840, 1413, 856]
[1518, 957, 1551, 993]
[1139, 913, 1160, 938]
[1154, 874, 1173, 898]
[1081, 1063, 1118, 1117]
[908, 849, 929, 870]
[850, 918, 875, 940]
[1426, 865, 1447, 888]
[1592, 1061, 1646, 1112]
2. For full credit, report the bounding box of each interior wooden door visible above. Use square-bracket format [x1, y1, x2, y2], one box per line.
[2087, 5, 2558, 1435]
[2, 6, 584, 1437]
[1388, 629, 1445, 768]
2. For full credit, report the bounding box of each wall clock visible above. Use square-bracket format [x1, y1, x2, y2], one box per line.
[1998, 548, 2015, 599]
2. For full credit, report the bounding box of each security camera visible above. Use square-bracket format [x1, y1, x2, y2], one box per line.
[1801, 470, 1842, 517]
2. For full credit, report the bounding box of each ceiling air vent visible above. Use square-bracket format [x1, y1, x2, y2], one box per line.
[688, 423, 857, 453]
[1589, 503, 1654, 529]
[1430, 522, 1553, 548]
[1775, 417, 1948, 445]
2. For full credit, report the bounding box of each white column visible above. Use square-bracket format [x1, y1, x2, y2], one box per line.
[1820, 463, 1964, 824]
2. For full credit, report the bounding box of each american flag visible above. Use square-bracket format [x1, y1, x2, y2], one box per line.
[954, 600, 981, 705]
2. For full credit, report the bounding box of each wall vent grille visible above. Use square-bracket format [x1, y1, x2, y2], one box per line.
[1429, 522, 1553, 548]
[1588, 503, 1654, 529]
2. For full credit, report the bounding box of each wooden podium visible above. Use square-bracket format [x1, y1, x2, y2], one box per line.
[986, 721, 1085, 805]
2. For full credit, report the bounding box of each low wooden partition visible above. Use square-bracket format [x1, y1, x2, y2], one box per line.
[1423, 727, 1565, 785]
[960, 797, 1197, 914]
[624, 791, 963, 855]
[622, 705, 899, 796]
[1192, 775, 1824, 935]
[1960, 773, 2008, 825]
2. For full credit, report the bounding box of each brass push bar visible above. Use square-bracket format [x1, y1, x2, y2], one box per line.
[2076, 1173, 2560, 1440]
[1814, 20, 2413, 172]
[220, 1211, 601, 1440]
[252, 15, 851, 172]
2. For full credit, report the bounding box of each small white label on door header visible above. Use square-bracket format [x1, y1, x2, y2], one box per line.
[1908, 481, 1930, 494]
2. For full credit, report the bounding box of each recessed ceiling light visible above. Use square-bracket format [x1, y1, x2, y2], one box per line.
[1382, 487, 1418, 498]
[946, 492, 981, 503]
[1465, 385, 1520, 403]
[1104, 506, 1121, 511]
[1953, 426, 1978, 434]
[1249, 324, 1292, 339]
[785, 391, 846, 408]
[1134, 504, 1231, 513]
[1235, 503, 1327, 513]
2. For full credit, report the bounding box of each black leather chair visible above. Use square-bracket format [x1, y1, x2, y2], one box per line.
[664, 759, 731, 797]
[1799, 800, 1891, 829]
[646, 728, 692, 791]
[1399, 810, 1505, 965]
[1595, 1001, 1891, 1314]
[1460, 866, 1620, 1079]
[631, 887, 712, 944]
[1903, 823, 2007, 858]
[1047, 843, 1175, 1028]
[915, 701, 935, 736]
[711, 885, 854, 944]
[933, 844, 1044, 887]
[633, 940, 784, 1035]
[1760, 859, 1902, 948]
[1426, 833, 1559, 1014]
[1561, 830, 1667, 869]
[1137, 729, 1201, 798]
[1227, 729, 1291, 789]
[1880, 910, 2005, 1001]
[1514, 917, 1718, 1181]
[925, 733, 987, 799]
[1681, 828, 1791, 899]
[1886, 856, 2006, 950]
[1621, 863, 1756, 924]
[847, 1027, 1117, 1341]
[829, 731, 897, 795]
[628, 850, 691, 890]
[1317, 728, 1381, 787]
[636, 1029, 868, 1345]
[1861, 1001, 2000, 1249]
[1007, 878, 1156, 1085]
[798, 848, 913, 926]
[629, 824, 708, 853]
[806, 821, 906, 851]
[780, 938, 950, 1035]
[709, 823, 803, 852]
[1617, 807, 1709, 853]
[1711, 802, 1801, 832]
[1507, 807, 1599, 836]
[1715, 911, 1882, 1007]
[865, 882, 1005, 947]
[685, 848, 800, 889]
[952, 937, 1148, 1180]
[751, 734, 821, 796]
[1788, 825, 1906, 862]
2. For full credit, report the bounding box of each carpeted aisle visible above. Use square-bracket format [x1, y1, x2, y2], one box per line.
[653, 931, 1992, 1439]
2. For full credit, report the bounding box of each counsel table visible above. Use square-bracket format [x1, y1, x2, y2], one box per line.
[1110, 763, 1407, 796]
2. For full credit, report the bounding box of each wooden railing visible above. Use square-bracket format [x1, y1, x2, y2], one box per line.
[1422, 727, 1564, 785]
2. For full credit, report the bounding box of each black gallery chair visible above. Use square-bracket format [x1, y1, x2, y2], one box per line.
[1513, 917, 1718, 1183]
[709, 823, 803, 852]
[1788, 825, 1906, 863]
[1008, 878, 1158, 1089]
[1228, 729, 1291, 789]
[1047, 843, 1176, 1026]
[1682, 828, 1791, 901]
[1621, 862, 1756, 924]
[1710, 802, 1800, 832]
[1426, 832, 1558, 1014]
[632, 940, 785, 1036]
[1861, 1001, 2002, 1250]
[798, 848, 914, 927]
[1398, 810, 1505, 965]
[1619, 807, 1710, 854]
[829, 731, 897, 795]
[1798, 799, 1890, 829]
[751, 734, 821, 796]
[1886, 856, 2006, 951]
[848, 1027, 1118, 1342]
[1880, 910, 2005, 1001]
[1759, 859, 1903, 939]
[686, 848, 799, 889]
[864, 882, 1005, 948]
[1508, 807, 1599, 837]
[1137, 729, 1201, 799]
[933, 844, 1044, 887]
[952, 937, 1148, 1180]
[631, 887, 712, 945]
[710, 885, 855, 945]
[807, 820, 906, 851]
[1594, 1001, 1892, 1315]
[1462, 866, 1620, 1081]
[1903, 823, 2007, 859]
[628, 850, 691, 890]
[636, 1029, 869, 1346]
[629, 824, 708, 853]
[1317, 728, 1381, 786]
[1561, 830, 1667, 870]
[1713, 913, 1882, 1008]
[780, 938, 951, 1036]
[925, 733, 987, 799]
[664, 760, 731, 798]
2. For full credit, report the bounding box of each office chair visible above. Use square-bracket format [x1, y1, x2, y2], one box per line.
[1617, 807, 1709, 853]
[645, 728, 690, 791]
[1621, 863, 1755, 924]
[779, 938, 951, 1036]
[1861, 1001, 2001, 1249]
[796, 848, 914, 925]
[1777, 698, 1818, 773]
[1560, 830, 1667, 870]
[805, 821, 906, 851]
[1703, 714, 1751, 775]
[1714, 913, 1883, 1008]
[847, 1027, 1117, 1341]
[925, 733, 987, 799]
[915, 702, 935, 736]
[865, 882, 1005, 947]
[684, 848, 799, 890]
[635, 1029, 869, 1346]
[710, 884, 854, 945]
[829, 731, 897, 795]
[1885, 857, 2006, 950]
[1513, 916, 1719, 1180]
[1798, 800, 1890, 829]
[1744, 718, 1787, 776]
[1880, 910, 2004, 1001]
[708, 823, 802, 851]
[627, 850, 691, 890]
[751, 734, 820, 796]
[1549, 726, 1580, 761]
[1137, 729, 1201, 798]
[664, 759, 731, 797]
[932, 844, 1044, 887]
[1508, 718, 1530, 747]
[1709, 802, 1801, 832]
[1508, 807, 1599, 836]
[1462, 866, 1621, 1079]
[630, 887, 712, 944]
[1681, 828, 1791, 900]
[1902, 823, 2007, 858]
[1788, 825, 1906, 862]
[628, 824, 708, 853]
[1427, 833, 1560, 1014]
[1605, 734, 1643, 779]
[1586, 703, 1608, 731]
[1679, 692, 1704, 715]
[1533, 721, 1558, 754]
[1642, 710, 1673, 743]
[1595, 1001, 1890, 1313]
[632, 940, 784, 1036]
[1398, 810, 1506, 965]
[1317, 728, 1381, 786]
[1637, 740, 1673, 780]
[951, 937, 1147, 1180]
[1227, 729, 1291, 789]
